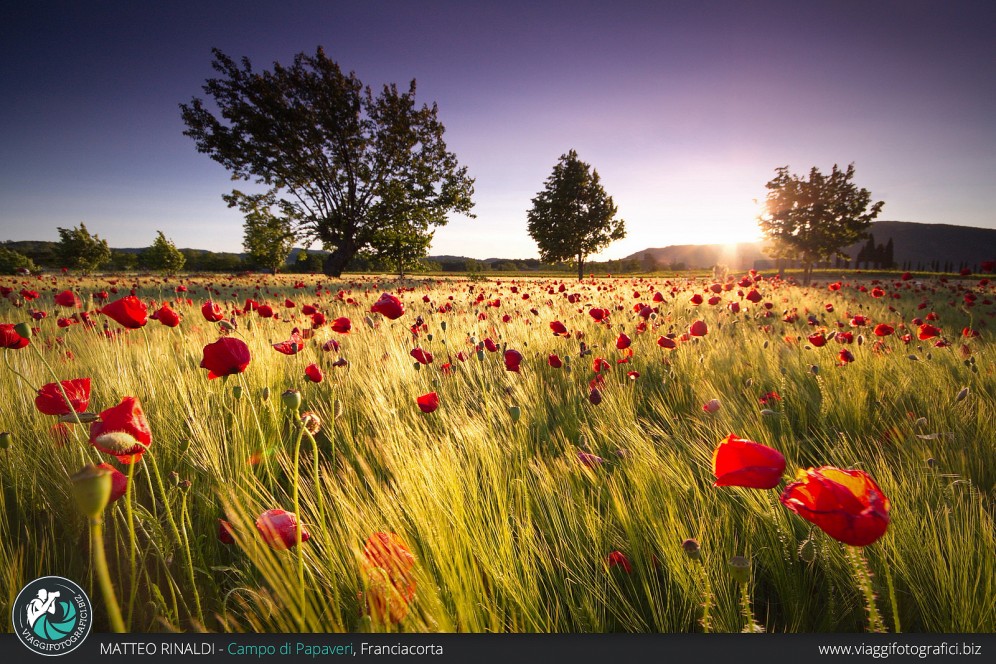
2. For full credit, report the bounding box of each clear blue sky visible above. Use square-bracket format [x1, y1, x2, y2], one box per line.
[1, 1, 993, 259]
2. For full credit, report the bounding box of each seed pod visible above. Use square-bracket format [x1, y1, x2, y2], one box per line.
[728, 555, 750, 584]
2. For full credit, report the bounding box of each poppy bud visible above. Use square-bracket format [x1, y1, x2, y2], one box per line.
[440, 321, 447, 331]
[681, 538, 700, 560]
[14, 322, 32, 339]
[168, 470, 180, 487]
[0, 431, 10, 449]
[728, 555, 750, 584]
[508, 406, 521, 423]
[798, 537, 817, 563]
[70, 464, 113, 519]
[282, 389, 301, 411]
[333, 400, 344, 420]
[232, 385, 243, 400]
[59, 412, 99, 424]
[955, 386, 969, 402]
[219, 320, 236, 332]
[261, 387, 270, 402]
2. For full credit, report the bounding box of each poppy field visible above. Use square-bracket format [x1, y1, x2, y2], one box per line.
[1, 270, 994, 634]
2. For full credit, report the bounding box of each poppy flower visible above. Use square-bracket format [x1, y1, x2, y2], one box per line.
[304, 363, 324, 383]
[200, 337, 252, 379]
[55, 290, 82, 308]
[702, 398, 721, 413]
[100, 295, 148, 329]
[201, 301, 224, 322]
[96, 462, 128, 503]
[606, 551, 633, 573]
[589, 308, 610, 322]
[416, 392, 439, 413]
[712, 434, 786, 489]
[548, 353, 563, 368]
[503, 349, 523, 372]
[284, 298, 296, 308]
[873, 323, 894, 337]
[483, 338, 498, 352]
[331, 317, 351, 333]
[89, 396, 152, 464]
[257, 304, 274, 318]
[690, 293, 704, 305]
[689, 320, 708, 337]
[371, 293, 405, 320]
[255, 509, 310, 549]
[35, 378, 91, 416]
[549, 320, 569, 336]
[917, 323, 941, 340]
[218, 519, 236, 545]
[0, 324, 30, 349]
[592, 357, 611, 373]
[578, 450, 604, 466]
[745, 289, 762, 303]
[322, 338, 341, 352]
[838, 348, 855, 364]
[410, 347, 433, 365]
[588, 388, 603, 405]
[272, 328, 304, 354]
[779, 466, 890, 546]
[657, 335, 677, 350]
[361, 532, 417, 623]
[616, 333, 631, 350]
[151, 303, 181, 327]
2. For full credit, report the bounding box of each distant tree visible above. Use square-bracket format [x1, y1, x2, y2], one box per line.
[758, 164, 883, 284]
[109, 250, 138, 272]
[140, 231, 186, 275]
[56, 223, 111, 274]
[527, 150, 626, 281]
[228, 190, 298, 274]
[368, 214, 434, 278]
[292, 250, 325, 274]
[883, 238, 895, 269]
[0, 246, 37, 274]
[180, 47, 475, 277]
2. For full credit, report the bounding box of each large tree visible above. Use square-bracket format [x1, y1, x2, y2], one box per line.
[527, 150, 625, 280]
[180, 47, 475, 277]
[758, 164, 884, 284]
[56, 223, 110, 274]
[227, 189, 298, 274]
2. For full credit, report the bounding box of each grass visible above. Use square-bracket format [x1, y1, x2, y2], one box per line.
[0, 272, 993, 633]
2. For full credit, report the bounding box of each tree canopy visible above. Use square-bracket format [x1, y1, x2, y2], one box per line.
[527, 150, 625, 280]
[228, 189, 298, 274]
[140, 231, 186, 275]
[758, 164, 884, 283]
[180, 47, 475, 277]
[56, 223, 110, 275]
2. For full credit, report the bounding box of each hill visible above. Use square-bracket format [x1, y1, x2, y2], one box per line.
[625, 220, 996, 271]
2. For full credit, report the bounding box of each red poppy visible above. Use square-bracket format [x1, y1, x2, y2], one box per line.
[149, 303, 180, 327]
[257, 304, 274, 318]
[779, 467, 890, 546]
[89, 396, 152, 464]
[100, 295, 148, 329]
[549, 320, 569, 336]
[0, 324, 30, 349]
[548, 353, 563, 368]
[361, 532, 417, 623]
[616, 333, 631, 350]
[55, 290, 82, 308]
[322, 338, 341, 352]
[606, 550, 633, 573]
[272, 328, 304, 354]
[483, 338, 498, 352]
[218, 519, 236, 545]
[371, 292, 405, 320]
[745, 289, 762, 303]
[35, 378, 91, 416]
[200, 337, 251, 379]
[284, 298, 296, 308]
[503, 349, 523, 372]
[96, 462, 128, 503]
[702, 398, 721, 413]
[592, 357, 611, 373]
[838, 348, 855, 364]
[689, 320, 708, 337]
[657, 335, 677, 350]
[201, 301, 224, 322]
[578, 451, 604, 466]
[917, 323, 941, 340]
[416, 392, 439, 413]
[255, 509, 310, 549]
[331, 317, 351, 333]
[304, 363, 324, 383]
[728, 301, 741, 314]
[712, 434, 786, 489]
[410, 347, 433, 365]
[589, 308, 610, 322]
[690, 293, 703, 305]
[588, 388, 603, 405]
[758, 391, 781, 406]
[873, 323, 894, 337]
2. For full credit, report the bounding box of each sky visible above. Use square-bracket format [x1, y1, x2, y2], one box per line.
[1, 1, 994, 260]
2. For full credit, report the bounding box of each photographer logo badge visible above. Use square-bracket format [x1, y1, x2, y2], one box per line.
[12, 576, 92, 656]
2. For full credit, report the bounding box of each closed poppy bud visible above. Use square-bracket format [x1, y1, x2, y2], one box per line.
[712, 434, 786, 489]
[95, 462, 127, 503]
[508, 405, 521, 422]
[588, 388, 603, 405]
[282, 389, 302, 411]
[71, 464, 113, 519]
[261, 386, 270, 402]
[0, 431, 11, 449]
[232, 385, 243, 400]
[780, 466, 890, 546]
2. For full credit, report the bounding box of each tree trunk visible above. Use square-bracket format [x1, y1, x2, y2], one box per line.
[577, 255, 584, 281]
[323, 240, 355, 278]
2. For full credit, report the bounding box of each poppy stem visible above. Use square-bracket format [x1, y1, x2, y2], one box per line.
[90, 515, 126, 633]
[694, 559, 713, 633]
[883, 552, 901, 633]
[292, 421, 307, 631]
[846, 545, 886, 633]
[125, 461, 138, 629]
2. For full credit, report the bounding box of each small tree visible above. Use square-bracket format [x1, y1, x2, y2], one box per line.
[0, 246, 37, 274]
[758, 164, 883, 284]
[140, 231, 186, 274]
[110, 251, 138, 272]
[229, 190, 297, 273]
[527, 150, 625, 280]
[56, 223, 111, 274]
